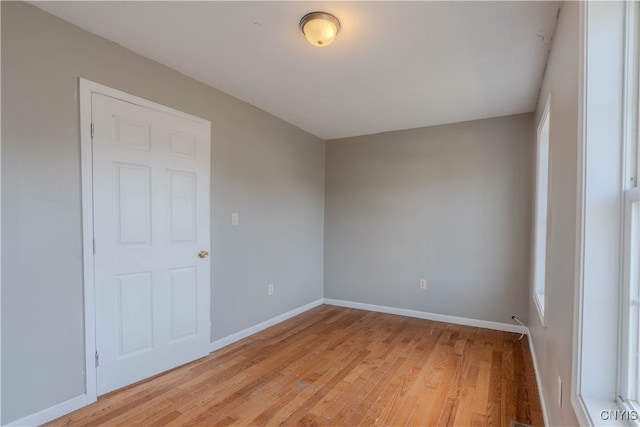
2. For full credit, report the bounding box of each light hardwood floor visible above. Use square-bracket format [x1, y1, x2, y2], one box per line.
[46, 305, 543, 426]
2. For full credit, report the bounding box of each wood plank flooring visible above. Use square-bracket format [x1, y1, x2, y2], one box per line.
[46, 305, 543, 426]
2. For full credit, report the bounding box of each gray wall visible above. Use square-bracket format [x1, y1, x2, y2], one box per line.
[528, 2, 581, 426]
[324, 114, 533, 324]
[1, 2, 325, 424]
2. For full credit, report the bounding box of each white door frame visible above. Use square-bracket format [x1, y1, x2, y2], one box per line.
[79, 78, 211, 403]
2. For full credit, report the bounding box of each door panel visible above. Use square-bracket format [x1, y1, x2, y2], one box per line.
[169, 267, 198, 341]
[168, 171, 196, 242]
[117, 272, 153, 356]
[92, 93, 210, 395]
[116, 164, 151, 245]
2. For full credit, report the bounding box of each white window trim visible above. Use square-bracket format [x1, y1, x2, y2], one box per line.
[573, 2, 639, 425]
[618, 0, 640, 416]
[619, 188, 639, 412]
[532, 94, 552, 327]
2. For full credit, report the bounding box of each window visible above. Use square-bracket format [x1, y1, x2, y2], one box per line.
[533, 95, 551, 325]
[620, 194, 639, 408]
[574, 2, 639, 424]
[619, 1, 640, 417]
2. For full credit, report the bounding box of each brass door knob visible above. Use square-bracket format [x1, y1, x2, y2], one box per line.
[198, 250, 209, 258]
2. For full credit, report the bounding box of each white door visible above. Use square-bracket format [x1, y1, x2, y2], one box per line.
[92, 93, 210, 395]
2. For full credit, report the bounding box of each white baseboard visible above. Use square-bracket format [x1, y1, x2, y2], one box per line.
[324, 299, 549, 423]
[5, 298, 534, 427]
[323, 298, 527, 334]
[209, 299, 324, 353]
[5, 394, 88, 427]
[5, 300, 323, 427]
[527, 333, 550, 427]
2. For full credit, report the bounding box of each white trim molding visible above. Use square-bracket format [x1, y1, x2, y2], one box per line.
[210, 297, 530, 357]
[572, 2, 635, 425]
[5, 298, 324, 426]
[209, 299, 324, 352]
[5, 394, 88, 427]
[325, 299, 545, 425]
[78, 78, 97, 406]
[78, 78, 211, 405]
[323, 299, 528, 335]
[527, 330, 550, 427]
[572, 2, 588, 425]
[7, 297, 540, 426]
[532, 92, 552, 327]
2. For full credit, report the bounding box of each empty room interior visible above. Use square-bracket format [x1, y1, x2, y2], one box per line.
[2, 1, 639, 426]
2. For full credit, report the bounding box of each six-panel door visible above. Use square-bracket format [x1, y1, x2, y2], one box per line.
[92, 93, 210, 395]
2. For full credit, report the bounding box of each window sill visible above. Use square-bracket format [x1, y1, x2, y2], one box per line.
[575, 394, 637, 426]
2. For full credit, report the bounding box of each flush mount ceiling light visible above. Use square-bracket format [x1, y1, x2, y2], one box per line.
[300, 12, 341, 47]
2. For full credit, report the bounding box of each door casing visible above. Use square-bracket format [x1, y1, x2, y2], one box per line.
[79, 78, 211, 402]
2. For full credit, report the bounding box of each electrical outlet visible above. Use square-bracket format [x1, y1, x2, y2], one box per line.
[232, 212, 239, 225]
[557, 375, 562, 408]
[268, 283, 274, 296]
[419, 279, 427, 290]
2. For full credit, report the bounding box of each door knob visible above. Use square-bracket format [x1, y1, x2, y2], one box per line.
[198, 250, 209, 258]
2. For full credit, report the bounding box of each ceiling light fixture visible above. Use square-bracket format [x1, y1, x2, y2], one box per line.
[300, 12, 340, 47]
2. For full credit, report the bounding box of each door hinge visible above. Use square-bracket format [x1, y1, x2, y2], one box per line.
[93, 239, 96, 254]
[95, 351, 99, 368]
[91, 123, 94, 139]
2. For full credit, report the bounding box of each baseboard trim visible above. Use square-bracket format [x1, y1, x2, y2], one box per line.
[527, 333, 550, 427]
[209, 298, 324, 353]
[5, 298, 533, 427]
[322, 298, 527, 334]
[5, 300, 324, 427]
[5, 394, 88, 427]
